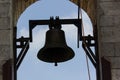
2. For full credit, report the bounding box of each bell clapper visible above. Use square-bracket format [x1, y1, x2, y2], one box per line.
[55, 62, 58, 66]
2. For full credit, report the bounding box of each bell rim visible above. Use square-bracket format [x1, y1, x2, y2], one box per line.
[37, 45, 75, 63]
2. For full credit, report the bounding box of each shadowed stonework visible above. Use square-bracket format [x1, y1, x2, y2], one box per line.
[0, 0, 120, 80]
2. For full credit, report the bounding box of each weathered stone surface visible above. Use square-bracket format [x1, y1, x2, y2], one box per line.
[0, 17, 10, 29]
[113, 30, 120, 42]
[0, 75, 2, 80]
[0, 45, 10, 60]
[108, 57, 120, 68]
[114, 16, 120, 27]
[100, 15, 114, 27]
[100, 27, 120, 42]
[115, 43, 120, 56]
[0, 60, 6, 74]
[99, 0, 120, 80]
[101, 42, 115, 56]
[101, 28, 115, 42]
[0, 30, 10, 45]
[0, 3, 10, 17]
[112, 69, 120, 80]
[0, 69, 1, 75]
[100, 2, 120, 16]
[0, 0, 10, 3]
[0, 1, 11, 80]
[104, 57, 120, 69]
[100, 0, 120, 2]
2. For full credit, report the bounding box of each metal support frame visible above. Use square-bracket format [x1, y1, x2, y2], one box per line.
[14, 17, 99, 80]
[82, 35, 96, 68]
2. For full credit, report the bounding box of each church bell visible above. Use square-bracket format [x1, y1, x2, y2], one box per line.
[37, 28, 75, 66]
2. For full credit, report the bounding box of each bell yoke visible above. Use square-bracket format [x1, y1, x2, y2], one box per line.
[37, 17, 75, 66]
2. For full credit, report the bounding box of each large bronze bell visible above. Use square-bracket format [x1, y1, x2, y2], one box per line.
[37, 28, 75, 66]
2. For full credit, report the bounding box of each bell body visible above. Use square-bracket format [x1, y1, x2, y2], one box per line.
[37, 29, 75, 63]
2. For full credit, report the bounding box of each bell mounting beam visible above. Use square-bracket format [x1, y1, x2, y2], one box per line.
[14, 17, 97, 69]
[14, 17, 83, 69]
[14, 16, 99, 80]
[14, 17, 99, 80]
[29, 17, 82, 42]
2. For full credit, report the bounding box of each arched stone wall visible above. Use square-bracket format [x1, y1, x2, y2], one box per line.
[13, 0, 36, 25]
[12, 0, 120, 80]
[70, 0, 97, 26]
[1, 0, 120, 80]
[0, 0, 97, 80]
[97, 0, 120, 80]
[13, 0, 96, 26]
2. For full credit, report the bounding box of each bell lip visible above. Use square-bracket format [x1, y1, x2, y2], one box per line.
[37, 45, 75, 63]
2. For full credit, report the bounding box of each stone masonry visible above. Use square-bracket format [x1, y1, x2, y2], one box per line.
[98, 0, 120, 80]
[0, 0, 120, 80]
[0, 0, 13, 80]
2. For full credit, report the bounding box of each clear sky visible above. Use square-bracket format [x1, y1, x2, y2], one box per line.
[17, 0, 96, 80]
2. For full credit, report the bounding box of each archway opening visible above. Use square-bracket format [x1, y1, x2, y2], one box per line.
[16, 0, 96, 80]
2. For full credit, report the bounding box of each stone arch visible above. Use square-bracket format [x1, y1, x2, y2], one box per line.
[71, 0, 97, 26]
[13, 0, 37, 25]
[13, 0, 96, 26]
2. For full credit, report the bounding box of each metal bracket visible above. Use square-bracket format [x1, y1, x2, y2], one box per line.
[15, 17, 82, 69]
[16, 38, 30, 69]
[13, 17, 100, 80]
[82, 35, 96, 68]
[13, 27, 30, 70]
[14, 17, 97, 70]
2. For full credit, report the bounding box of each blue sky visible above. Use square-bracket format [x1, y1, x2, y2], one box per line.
[17, 0, 95, 80]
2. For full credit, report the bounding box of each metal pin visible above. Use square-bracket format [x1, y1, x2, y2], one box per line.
[55, 62, 58, 66]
